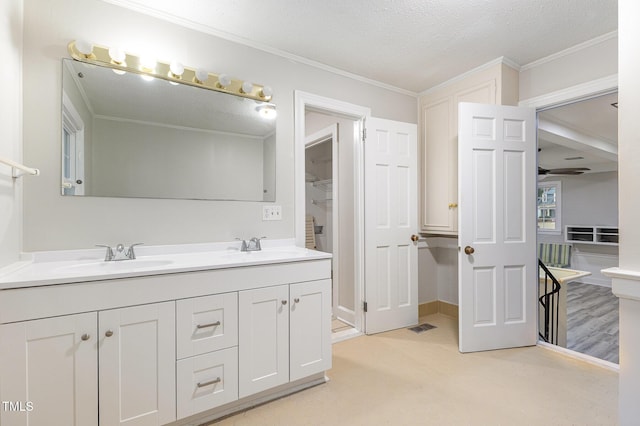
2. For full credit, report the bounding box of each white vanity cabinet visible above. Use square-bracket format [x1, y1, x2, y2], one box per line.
[0, 249, 332, 426]
[419, 62, 519, 234]
[0, 313, 98, 426]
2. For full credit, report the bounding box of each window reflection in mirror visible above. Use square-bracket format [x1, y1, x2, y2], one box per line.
[61, 59, 276, 201]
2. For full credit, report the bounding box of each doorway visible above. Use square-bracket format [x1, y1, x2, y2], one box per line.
[536, 91, 619, 364]
[295, 92, 368, 340]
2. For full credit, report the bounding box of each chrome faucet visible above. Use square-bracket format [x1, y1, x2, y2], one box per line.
[237, 237, 266, 252]
[96, 243, 143, 261]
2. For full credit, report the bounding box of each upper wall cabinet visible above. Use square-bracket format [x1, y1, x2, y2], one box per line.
[419, 62, 519, 235]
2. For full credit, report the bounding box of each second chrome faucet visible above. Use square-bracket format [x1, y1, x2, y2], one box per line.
[237, 237, 266, 252]
[96, 243, 143, 261]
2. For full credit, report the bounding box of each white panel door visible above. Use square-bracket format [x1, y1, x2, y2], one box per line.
[99, 302, 176, 426]
[290, 280, 332, 381]
[364, 117, 418, 334]
[0, 313, 98, 426]
[238, 285, 289, 398]
[458, 102, 537, 353]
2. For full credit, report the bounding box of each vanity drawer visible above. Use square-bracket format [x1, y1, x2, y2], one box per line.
[176, 346, 238, 419]
[177, 292, 238, 359]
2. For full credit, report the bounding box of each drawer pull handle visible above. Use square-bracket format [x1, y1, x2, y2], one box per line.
[81, 333, 90, 341]
[196, 321, 221, 329]
[105, 330, 113, 337]
[197, 377, 221, 388]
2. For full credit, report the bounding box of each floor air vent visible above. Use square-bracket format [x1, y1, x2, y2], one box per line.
[408, 323, 437, 334]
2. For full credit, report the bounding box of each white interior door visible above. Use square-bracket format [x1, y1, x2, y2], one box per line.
[364, 117, 418, 334]
[458, 102, 537, 353]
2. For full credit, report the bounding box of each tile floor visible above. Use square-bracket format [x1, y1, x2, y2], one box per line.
[212, 314, 618, 425]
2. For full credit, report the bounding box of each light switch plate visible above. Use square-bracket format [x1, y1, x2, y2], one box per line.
[263, 205, 282, 221]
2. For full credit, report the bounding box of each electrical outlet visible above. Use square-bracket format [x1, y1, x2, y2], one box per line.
[262, 205, 282, 221]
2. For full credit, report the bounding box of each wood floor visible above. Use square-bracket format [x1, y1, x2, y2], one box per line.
[566, 281, 619, 363]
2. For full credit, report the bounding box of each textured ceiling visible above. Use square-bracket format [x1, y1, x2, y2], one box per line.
[105, 0, 618, 93]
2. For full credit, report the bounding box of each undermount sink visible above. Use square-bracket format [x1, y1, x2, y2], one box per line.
[55, 259, 174, 274]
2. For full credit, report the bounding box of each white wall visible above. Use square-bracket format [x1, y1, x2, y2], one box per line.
[618, 1, 640, 423]
[21, 0, 416, 252]
[0, 0, 23, 267]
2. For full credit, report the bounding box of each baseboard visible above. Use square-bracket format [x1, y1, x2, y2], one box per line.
[419, 301, 458, 318]
[419, 301, 439, 317]
[438, 301, 459, 318]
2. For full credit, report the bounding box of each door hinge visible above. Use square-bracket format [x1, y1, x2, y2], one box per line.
[363, 301, 368, 313]
[362, 127, 367, 141]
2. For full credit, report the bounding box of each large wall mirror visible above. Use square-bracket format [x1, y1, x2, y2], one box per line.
[61, 58, 276, 201]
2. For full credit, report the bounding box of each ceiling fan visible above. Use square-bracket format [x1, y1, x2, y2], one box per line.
[538, 166, 590, 176]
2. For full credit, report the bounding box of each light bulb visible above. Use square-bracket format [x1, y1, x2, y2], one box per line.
[75, 39, 93, 56]
[169, 61, 184, 79]
[260, 86, 273, 98]
[108, 47, 126, 65]
[241, 81, 253, 94]
[217, 74, 231, 88]
[194, 68, 208, 84]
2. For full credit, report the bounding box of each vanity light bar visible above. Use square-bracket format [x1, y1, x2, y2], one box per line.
[67, 41, 273, 102]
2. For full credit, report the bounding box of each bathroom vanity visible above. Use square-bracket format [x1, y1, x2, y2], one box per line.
[0, 240, 332, 425]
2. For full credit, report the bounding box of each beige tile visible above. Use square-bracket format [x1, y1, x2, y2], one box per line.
[212, 314, 618, 425]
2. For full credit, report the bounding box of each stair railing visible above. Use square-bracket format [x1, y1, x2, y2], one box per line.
[538, 260, 561, 345]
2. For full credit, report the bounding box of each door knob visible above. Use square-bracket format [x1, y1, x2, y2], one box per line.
[464, 246, 475, 255]
[411, 234, 419, 242]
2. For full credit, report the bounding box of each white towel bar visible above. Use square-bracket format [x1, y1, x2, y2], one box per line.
[0, 155, 40, 178]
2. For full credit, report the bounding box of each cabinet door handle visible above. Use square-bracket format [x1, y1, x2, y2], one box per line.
[294, 298, 300, 303]
[197, 377, 221, 388]
[281, 300, 287, 305]
[196, 321, 221, 329]
[105, 330, 114, 337]
[81, 333, 90, 341]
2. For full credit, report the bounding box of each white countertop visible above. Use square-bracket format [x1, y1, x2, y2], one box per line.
[0, 239, 331, 290]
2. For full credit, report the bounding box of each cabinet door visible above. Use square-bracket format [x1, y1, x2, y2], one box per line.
[421, 96, 455, 233]
[238, 285, 289, 398]
[290, 280, 332, 381]
[99, 302, 176, 426]
[0, 313, 98, 426]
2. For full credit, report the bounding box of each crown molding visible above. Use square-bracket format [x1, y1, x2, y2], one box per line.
[418, 56, 520, 97]
[520, 31, 618, 72]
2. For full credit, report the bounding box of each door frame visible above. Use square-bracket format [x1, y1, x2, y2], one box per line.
[294, 91, 370, 335]
[519, 75, 618, 356]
